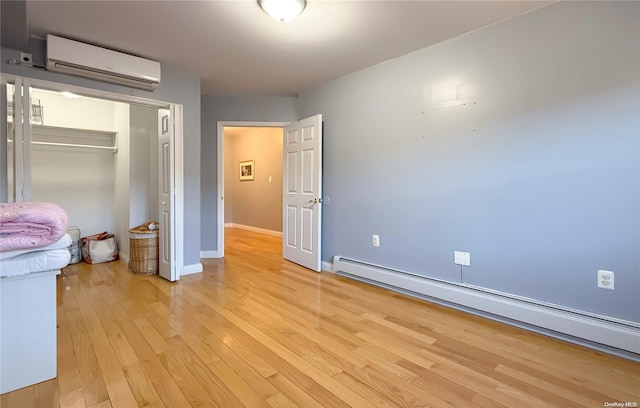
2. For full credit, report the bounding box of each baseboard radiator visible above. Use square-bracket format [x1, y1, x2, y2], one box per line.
[333, 256, 640, 360]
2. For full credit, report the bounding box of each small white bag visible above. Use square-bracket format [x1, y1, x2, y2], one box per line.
[81, 232, 118, 264]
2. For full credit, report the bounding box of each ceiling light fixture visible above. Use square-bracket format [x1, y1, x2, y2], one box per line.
[258, 0, 307, 22]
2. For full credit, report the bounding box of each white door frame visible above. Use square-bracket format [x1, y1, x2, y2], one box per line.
[211, 121, 289, 259]
[1, 74, 184, 279]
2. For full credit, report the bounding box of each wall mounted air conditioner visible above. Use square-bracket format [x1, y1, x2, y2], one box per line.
[46, 34, 161, 91]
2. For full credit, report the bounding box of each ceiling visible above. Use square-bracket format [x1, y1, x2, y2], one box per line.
[21, 1, 552, 96]
[224, 126, 273, 137]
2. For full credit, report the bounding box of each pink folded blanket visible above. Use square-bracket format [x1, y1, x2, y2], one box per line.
[0, 202, 69, 252]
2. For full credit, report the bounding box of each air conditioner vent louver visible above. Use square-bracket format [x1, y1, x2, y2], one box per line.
[46, 34, 160, 91]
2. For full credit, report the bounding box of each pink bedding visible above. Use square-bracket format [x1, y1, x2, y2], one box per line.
[0, 202, 68, 252]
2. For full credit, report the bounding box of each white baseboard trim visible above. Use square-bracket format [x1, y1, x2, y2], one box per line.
[321, 261, 334, 273]
[200, 250, 221, 259]
[182, 263, 203, 276]
[333, 256, 640, 359]
[225, 223, 282, 237]
[119, 252, 130, 265]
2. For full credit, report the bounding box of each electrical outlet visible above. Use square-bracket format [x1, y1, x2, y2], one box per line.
[372, 235, 380, 247]
[454, 251, 470, 266]
[597, 270, 614, 290]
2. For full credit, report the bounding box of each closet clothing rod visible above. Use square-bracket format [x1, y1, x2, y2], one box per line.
[33, 141, 118, 152]
[7, 139, 118, 153]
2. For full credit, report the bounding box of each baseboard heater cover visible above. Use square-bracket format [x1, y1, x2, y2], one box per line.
[333, 256, 640, 358]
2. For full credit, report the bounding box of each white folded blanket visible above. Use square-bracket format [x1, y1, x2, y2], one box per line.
[0, 249, 71, 279]
[0, 233, 72, 260]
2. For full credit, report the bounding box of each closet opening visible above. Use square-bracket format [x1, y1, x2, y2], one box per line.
[3, 77, 183, 281]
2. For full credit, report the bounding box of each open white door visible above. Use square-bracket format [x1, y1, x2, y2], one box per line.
[282, 114, 323, 272]
[158, 108, 177, 281]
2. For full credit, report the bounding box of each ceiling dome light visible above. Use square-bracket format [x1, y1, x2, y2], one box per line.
[259, 0, 307, 22]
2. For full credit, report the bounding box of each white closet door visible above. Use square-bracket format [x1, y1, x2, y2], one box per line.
[11, 78, 33, 202]
[158, 108, 177, 281]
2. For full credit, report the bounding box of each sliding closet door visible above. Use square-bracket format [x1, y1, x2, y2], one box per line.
[9, 78, 33, 202]
[158, 108, 176, 281]
[2, 82, 12, 202]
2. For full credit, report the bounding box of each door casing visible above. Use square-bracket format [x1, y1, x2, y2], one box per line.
[212, 121, 289, 259]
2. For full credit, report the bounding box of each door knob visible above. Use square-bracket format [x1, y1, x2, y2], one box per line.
[307, 198, 322, 204]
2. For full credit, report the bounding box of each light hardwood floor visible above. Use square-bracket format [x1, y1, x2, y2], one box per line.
[2, 228, 639, 407]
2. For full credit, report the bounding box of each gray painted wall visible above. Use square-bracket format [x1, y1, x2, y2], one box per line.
[0, 1, 28, 51]
[200, 96, 297, 251]
[0, 42, 201, 267]
[298, 1, 640, 322]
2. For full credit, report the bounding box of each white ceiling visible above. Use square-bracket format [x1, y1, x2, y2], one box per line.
[224, 126, 273, 137]
[25, 1, 553, 96]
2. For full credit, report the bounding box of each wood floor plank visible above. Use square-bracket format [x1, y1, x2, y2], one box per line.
[265, 374, 328, 408]
[238, 295, 370, 368]
[121, 362, 162, 407]
[63, 306, 109, 407]
[200, 333, 281, 399]
[78, 378, 109, 408]
[195, 309, 350, 408]
[63, 308, 102, 382]
[131, 315, 171, 354]
[116, 318, 158, 362]
[215, 307, 390, 407]
[87, 401, 112, 408]
[0, 379, 60, 408]
[55, 300, 83, 399]
[167, 337, 243, 408]
[157, 350, 218, 407]
[139, 358, 192, 408]
[5, 227, 638, 408]
[266, 392, 297, 408]
[73, 282, 138, 408]
[352, 346, 418, 382]
[203, 327, 277, 378]
[355, 331, 436, 371]
[106, 326, 139, 367]
[494, 363, 608, 407]
[58, 390, 85, 408]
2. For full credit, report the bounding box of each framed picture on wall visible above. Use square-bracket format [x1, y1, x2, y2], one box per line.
[239, 160, 255, 181]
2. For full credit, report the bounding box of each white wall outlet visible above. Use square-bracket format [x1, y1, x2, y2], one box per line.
[454, 251, 470, 266]
[372, 235, 380, 247]
[597, 270, 614, 290]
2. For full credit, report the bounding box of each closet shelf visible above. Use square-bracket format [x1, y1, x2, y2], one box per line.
[7, 124, 118, 153]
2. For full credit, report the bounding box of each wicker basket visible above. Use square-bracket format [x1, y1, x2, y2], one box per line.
[128, 225, 159, 275]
